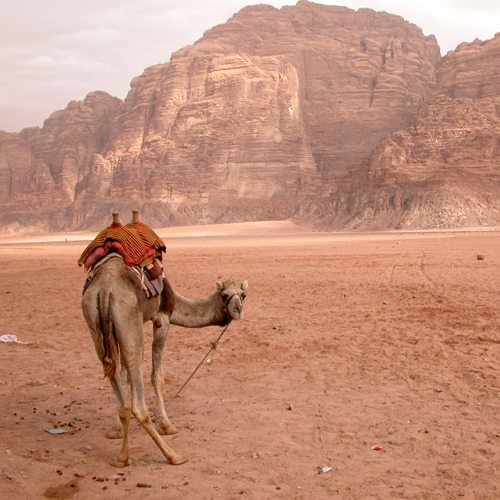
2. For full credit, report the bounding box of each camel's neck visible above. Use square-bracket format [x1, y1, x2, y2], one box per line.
[168, 290, 230, 328]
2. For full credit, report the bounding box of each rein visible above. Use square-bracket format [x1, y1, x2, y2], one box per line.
[165, 322, 231, 409]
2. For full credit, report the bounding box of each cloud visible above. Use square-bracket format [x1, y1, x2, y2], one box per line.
[0, 0, 499, 132]
[450, 0, 500, 12]
[0, 0, 244, 131]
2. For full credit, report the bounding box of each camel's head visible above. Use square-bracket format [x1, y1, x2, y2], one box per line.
[216, 279, 248, 321]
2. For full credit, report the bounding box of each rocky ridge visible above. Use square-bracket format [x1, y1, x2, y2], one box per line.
[1, 1, 499, 234]
[295, 33, 500, 230]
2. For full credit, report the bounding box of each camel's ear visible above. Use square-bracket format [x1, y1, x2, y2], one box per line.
[215, 281, 223, 291]
[241, 280, 248, 291]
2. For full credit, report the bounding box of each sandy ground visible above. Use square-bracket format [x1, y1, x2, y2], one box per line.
[1, 221, 500, 499]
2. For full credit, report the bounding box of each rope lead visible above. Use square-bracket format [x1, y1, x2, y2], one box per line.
[165, 323, 230, 409]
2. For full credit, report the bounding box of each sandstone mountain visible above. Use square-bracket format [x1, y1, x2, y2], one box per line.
[294, 33, 500, 230]
[0, 0, 498, 234]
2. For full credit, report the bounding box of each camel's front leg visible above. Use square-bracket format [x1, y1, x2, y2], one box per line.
[152, 314, 179, 435]
[129, 361, 186, 465]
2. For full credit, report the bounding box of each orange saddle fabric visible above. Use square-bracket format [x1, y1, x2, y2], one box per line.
[78, 221, 166, 270]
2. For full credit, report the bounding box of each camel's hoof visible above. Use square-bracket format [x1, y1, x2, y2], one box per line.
[105, 429, 122, 439]
[168, 454, 187, 466]
[111, 457, 132, 468]
[157, 423, 179, 436]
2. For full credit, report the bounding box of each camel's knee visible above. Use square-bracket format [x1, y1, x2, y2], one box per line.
[154, 317, 165, 329]
[131, 405, 151, 425]
[118, 406, 131, 422]
[153, 313, 169, 331]
[151, 370, 164, 388]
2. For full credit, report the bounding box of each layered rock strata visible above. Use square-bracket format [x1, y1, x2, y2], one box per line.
[0, 1, 441, 234]
[296, 33, 500, 230]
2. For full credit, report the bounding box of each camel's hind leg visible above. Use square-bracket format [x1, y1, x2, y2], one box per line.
[151, 315, 179, 435]
[108, 371, 132, 467]
[128, 364, 186, 465]
[106, 357, 128, 439]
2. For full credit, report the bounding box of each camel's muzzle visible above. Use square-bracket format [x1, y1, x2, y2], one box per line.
[226, 294, 244, 320]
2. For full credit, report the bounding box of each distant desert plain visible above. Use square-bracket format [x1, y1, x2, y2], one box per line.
[1, 221, 500, 499]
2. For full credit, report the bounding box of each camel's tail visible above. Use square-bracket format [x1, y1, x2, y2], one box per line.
[96, 290, 119, 379]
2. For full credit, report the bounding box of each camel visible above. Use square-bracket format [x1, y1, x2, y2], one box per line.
[81, 252, 248, 467]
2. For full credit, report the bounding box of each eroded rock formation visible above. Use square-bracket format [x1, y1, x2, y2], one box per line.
[296, 33, 500, 230]
[1, 91, 122, 234]
[2, 1, 499, 234]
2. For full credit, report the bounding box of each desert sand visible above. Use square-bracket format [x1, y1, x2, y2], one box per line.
[1, 221, 500, 499]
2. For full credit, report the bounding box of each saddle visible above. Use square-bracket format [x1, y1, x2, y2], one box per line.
[79, 212, 166, 297]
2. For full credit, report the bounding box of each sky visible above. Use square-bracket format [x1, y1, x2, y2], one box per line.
[1, 0, 499, 133]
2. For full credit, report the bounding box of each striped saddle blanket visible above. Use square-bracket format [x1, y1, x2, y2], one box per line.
[78, 221, 166, 297]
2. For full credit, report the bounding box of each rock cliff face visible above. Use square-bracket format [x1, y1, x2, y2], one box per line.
[0, 0, 442, 234]
[1, 92, 123, 233]
[2, 1, 498, 234]
[295, 33, 500, 230]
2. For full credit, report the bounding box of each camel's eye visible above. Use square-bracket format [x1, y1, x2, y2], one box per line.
[221, 292, 229, 300]
[241, 293, 246, 300]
